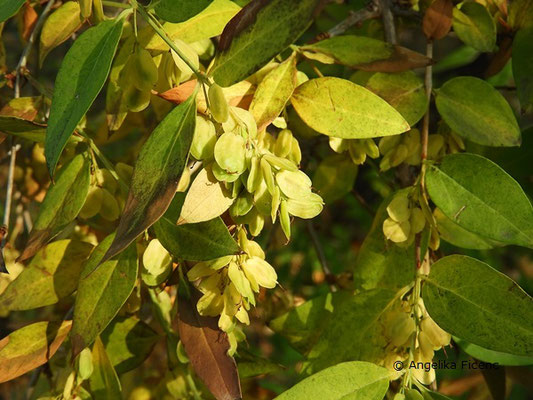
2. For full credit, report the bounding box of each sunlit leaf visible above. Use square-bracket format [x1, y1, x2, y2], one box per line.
[90, 337, 122, 400]
[155, 0, 214, 23]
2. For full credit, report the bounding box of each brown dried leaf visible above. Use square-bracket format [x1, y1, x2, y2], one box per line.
[0, 320, 72, 383]
[423, 0, 453, 40]
[176, 289, 242, 400]
[357, 45, 433, 72]
[22, 2, 38, 41]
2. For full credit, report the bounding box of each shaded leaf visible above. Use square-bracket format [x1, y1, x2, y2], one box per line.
[140, 0, 241, 51]
[452, 2, 496, 53]
[155, 0, 214, 23]
[45, 18, 123, 177]
[102, 93, 197, 262]
[303, 289, 397, 374]
[101, 316, 160, 374]
[423, 255, 533, 357]
[365, 71, 428, 126]
[39, 1, 84, 66]
[512, 27, 533, 114]
[301, 36, 432, 72]
[0, 116, 47, 142]
[178, 166, 235, 224]
[454, 337, 533, 366]
[423, 0, 453, 40]
[312, 154, 358, 204]
[211, 0, 321, 86]
[274, 361, 391, 400]
[291, 77, 410, 139]
[249, 55, 297, 132]
[0, 320, 72, 383]
[0, 240, 93, 311]
[508, 0, 533, 29]
[481, 367, 506, 400]
[72, 234, 138, 358]
[425, 153, 533, 248]
[435, 76, 521, 146]
[177, 287, 242, 400]
[237, 350, 284, 378]
[0, 0, 25, 23]
[19, 153, 91, 261]
[90, 337, 122, 400]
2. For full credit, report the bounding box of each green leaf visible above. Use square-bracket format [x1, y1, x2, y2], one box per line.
[313, 154, 358, 204]
[0, 0, 25, 22]
[454, 337, 533, 366]
[102, 93, 197, 262]
[0, 116, 47, 142]
[0, 321, 72, 384]
[249, 55, 298, 132]
[291, 77, 410, 139]
[423, 255, 533, 357]
[154, 195, 239, 261]
[365, 71, 428, 126]
[39, 1, 84, 67]
[303, 289, 397, 374]
[211, 0, 321, 86]
[435, 76, 521, 147]
[155, 0, 213, 23]
[425, 153, 533, 248]
[0, 240, 93, 311]
[434, 208, 502, 250]
[140, 0, 241, 51]
[512, 27, 533, 114]
[45, 18, 123, 177]
[237, 350, 284, 378]
[90, 337, 122, 400]
[101, 316, 160, 374]
[452, 2, 496, 52]
[300, 35, 432, 72]
[354, 197, 425, 291]
[269, 291, 352, 354]
[19, 153, 91, 261]
[72, 234, 138, 358]
[274, 361, 391, 400]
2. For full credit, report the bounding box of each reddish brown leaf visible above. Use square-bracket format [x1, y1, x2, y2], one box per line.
[176, 290, 242, 400]
[0, 320, 72, 383]
[22, 2, 38, 41]
[357, 45, 433, 72]
[423, 0, 453, 40]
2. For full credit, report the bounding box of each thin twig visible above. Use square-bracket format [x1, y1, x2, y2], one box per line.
[306, 221, 337, 292]
[327, 1, 380, 37]
[379, 0, 397, 44]
[1, 0, 57, 273]
[420, 41, 433, 170]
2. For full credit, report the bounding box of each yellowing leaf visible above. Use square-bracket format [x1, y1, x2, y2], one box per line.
[90, 337, 122, 400]
[178, 167, 235, 224]
[291, 77, 410, 139]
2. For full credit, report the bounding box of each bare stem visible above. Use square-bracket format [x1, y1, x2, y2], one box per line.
[1, 0, 57, 273]
[306, 221, 337, 292]
[327, 1, 380, 37]
[379, 0, 396, 44]
[420, 40, 434, 182]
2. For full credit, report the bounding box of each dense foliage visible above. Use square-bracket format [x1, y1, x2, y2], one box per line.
[0, 0, 532, 399]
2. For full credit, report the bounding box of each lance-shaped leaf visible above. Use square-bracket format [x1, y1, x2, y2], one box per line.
[155, 0, 214, 23]
[425, 153, 533, 248]
[512, 27, 533, 114]
[211, 0, 322, 87]
[178, 166, 235, 224]
[0, 240, 93, 311]
[90, 337, 122, 400]
[423, 255, 533, 357]
[274, 361, 391, 400]
[39, 1, 84, 67]
[249, 55, 297, 132]
[0, 320, 72, 383]
[102, 93, 197, 263]
[291, 77, 410, 139]
[177, 286, 242, 400]
[300, 36, 432, 72]
[45, 18, 123, 177]
[101, 316, 160, 374]
[0, 116, 47, 142]
[140, 0, 241, 51]
[154, 195, 239, 261]
[19, 153, 91, 262]
[0, 0, 25, 22]
[72, 234, 138, 358]
[435, 76, 521, 147]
